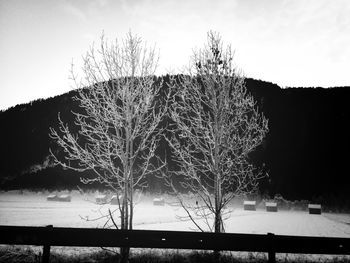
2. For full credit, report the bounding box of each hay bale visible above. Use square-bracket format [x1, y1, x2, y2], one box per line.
[308, 204, 321, 214]
[47, 194, 58, 201]
[265, 202, 278, 212]
[153, 197, 165, 206]
[110, 195, 122, 205]
[243, 200, 256, 211]
[57, 194, 71, 202]
[96, 194, 107, 204]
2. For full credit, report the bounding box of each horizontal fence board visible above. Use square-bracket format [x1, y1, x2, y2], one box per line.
[0, 226, 349, 255]
[272, 235, 350, 255]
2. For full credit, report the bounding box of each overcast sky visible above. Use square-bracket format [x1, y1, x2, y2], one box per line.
[1, 0, 350, 110]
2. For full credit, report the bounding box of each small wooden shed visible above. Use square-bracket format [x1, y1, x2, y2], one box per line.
[265, 202, 278, 212]
[308, 204, 321, 214]
[243, 200, 256, 211]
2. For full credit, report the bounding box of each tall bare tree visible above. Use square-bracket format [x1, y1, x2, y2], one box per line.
[49, 32, 167, 261]
[164, 31, 269, 233]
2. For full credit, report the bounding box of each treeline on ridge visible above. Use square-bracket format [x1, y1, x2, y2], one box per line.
[0, 75, 349, 210]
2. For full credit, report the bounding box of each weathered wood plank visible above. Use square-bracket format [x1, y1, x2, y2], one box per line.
[0, 225, 349, 255]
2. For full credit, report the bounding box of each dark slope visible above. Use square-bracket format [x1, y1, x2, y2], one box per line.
[0, 77, 349, 204]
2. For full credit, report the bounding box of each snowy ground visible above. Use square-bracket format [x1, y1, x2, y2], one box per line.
[0, 190, 350, 238]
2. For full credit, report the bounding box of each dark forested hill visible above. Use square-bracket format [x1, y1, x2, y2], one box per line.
[1, 76, 349, 206]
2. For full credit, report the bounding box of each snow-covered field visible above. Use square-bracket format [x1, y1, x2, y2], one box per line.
[0, 190, 350, 238]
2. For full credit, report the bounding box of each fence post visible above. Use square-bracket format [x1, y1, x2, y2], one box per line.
[267, 233, 276, 263]
[42, 225, 53, 263]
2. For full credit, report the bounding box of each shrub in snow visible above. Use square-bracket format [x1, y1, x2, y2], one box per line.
[96, 195, 107, 204]
[110, 195, 122, 205]
[273, 194, 292, 210]
[47, 194, 58, 201]
[292, 200, 309, 211]
[153, 197, 165, 206]
[57, 194, 71, 202]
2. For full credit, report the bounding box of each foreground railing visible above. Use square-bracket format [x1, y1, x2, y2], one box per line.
[0, 225, 349, 263]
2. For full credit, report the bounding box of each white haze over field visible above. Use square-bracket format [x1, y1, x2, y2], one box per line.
[0, 191, 349, 238]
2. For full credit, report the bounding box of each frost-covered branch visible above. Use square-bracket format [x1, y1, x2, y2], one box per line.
[50, 32, 168, 243]
[162, 31, 269, 233]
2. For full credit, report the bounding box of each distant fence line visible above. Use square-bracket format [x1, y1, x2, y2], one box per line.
[0, 225, 349, 263]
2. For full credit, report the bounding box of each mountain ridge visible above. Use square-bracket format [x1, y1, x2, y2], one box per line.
[1, 76, 349, 206]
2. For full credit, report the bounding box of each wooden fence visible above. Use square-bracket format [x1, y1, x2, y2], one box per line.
[0, 225, 349, 263]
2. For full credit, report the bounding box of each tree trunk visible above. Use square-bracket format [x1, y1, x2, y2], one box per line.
[214, 107, 222, 234]
[121, 106, 132, 263]
[120, 182, 130, 263]
[120, 247, 130, 263]
[214, 173, 222, 233]
[120, 170, 129, 263]
[123, 179, 129, 230]
[214, 112, 222, 260]
[213, 172, 222, 260]
[129, 180, 133, 230]
[129, 139, 134, 230]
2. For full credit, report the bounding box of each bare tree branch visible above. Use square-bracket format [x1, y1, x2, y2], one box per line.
[162, 31, 269, 233]
[49, 32, 168, 262]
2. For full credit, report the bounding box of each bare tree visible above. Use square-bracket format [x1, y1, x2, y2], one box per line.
[49, 32, 168, 261]
[163, 31, 269, 233]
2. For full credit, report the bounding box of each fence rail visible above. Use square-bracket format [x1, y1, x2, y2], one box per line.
[0, 225, 349, 263]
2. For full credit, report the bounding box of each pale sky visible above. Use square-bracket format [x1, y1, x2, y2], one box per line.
[1, 0, 350, 110]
